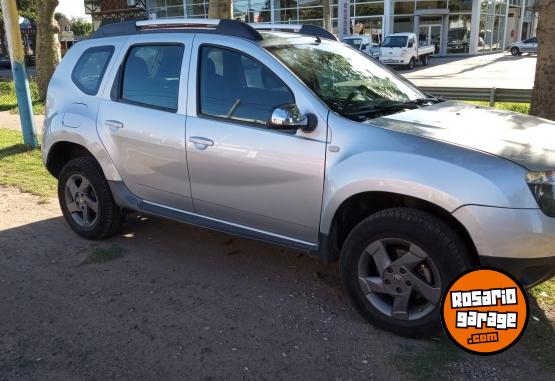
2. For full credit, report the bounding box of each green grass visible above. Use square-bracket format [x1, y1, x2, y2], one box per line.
[0, 128, 55, 202]
[531, 279, 555, 308]
[80, 244, 125, 265]
[0, 81, 45, 115]
[464, 101, 531, 115]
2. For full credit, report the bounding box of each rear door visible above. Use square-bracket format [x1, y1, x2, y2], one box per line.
[185, 36, 329, 244]
[97, 34, 194, 211]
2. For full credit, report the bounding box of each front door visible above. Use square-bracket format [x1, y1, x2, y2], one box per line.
[185, 37, 328, 244]
[97, 35, 194, 211]
[419, 24, 442, 55]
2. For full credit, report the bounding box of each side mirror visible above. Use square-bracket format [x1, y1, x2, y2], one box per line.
[269, 104, 315, 132]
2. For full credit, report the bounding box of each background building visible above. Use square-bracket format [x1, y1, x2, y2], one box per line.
[91, 0, 539, 56]
[85, 0, 148, 30]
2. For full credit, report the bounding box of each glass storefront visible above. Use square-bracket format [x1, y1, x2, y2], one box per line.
[146, 0, 513, 56]
[478, 0, 509, 53]
[447, 14, 471, 54]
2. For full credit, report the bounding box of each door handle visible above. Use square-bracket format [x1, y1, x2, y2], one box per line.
[105, 120, 124, 129]
[189, 136, 214, 148]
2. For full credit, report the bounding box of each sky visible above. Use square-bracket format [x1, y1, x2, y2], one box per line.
[56, 0, 92, 21]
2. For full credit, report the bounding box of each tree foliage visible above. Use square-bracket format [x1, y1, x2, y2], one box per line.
[71, 17, 93, 37]
[0, 0, 36, 29]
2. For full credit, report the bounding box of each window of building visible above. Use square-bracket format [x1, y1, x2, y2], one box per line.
[119, 44, 184, 111]
[448, 0, 473, 12]
[394, 1, 415, 14]
[447, 15, 472, 54]
[415, 1, 448, 10]
[393, 16, 414, 33]
[199, 46, 295, 126]
[72, 46, 114, 96]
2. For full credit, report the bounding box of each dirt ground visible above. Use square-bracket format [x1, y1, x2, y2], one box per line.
[0, 186, 554, 380]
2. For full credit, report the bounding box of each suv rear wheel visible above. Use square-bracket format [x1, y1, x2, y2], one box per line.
[58, 157, 124, 240]
[340, 207, 471, 337]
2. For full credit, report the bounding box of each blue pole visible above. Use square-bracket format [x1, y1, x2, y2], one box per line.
[1, 0, 38, 148]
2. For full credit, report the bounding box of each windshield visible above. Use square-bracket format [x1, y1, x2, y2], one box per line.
[382, 36, 408, 48]
[343, 38, 362, 49]
[266, 42, 426, 121]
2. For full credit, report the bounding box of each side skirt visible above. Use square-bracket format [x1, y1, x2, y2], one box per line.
[109, 181, 320, 253]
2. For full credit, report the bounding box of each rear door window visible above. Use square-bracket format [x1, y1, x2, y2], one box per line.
[72, 46, 114, 95]
[117, 44, 184, 112]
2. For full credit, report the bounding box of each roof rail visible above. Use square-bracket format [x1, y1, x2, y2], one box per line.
[136, 18, 220, 28]
[92, 18, 263, 41]
[249, 23, 338, 41]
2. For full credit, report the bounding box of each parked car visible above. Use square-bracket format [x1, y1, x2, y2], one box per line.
[506, 37, 537, 56]
[0, 55, 11, 68]
[341, 35, 380, 59]
[379, 32, 435, 70]
[42, 19, 555, 337]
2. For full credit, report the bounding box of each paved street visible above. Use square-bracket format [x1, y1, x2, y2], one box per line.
[401, 52, 537, 89]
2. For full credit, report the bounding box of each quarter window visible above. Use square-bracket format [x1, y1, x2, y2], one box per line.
[72, 46, 114, 95]
[119, 44, 184, 111]
[199, 46, 294, 126]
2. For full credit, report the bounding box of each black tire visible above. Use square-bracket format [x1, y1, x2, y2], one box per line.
[422, 54, 430, 66]
[510, 47, 520, 56]
[340, 207, 472, 337]
[407, 57, 416, 70]
[58, 157, 124, 240]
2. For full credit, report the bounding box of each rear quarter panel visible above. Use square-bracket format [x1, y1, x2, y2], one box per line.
[42, 36, 128, 181]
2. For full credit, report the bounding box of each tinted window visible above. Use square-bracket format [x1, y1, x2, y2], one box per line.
[199, 46, 294, 126]
[120, 44, 184, 111]
[72, 46, 114, 95]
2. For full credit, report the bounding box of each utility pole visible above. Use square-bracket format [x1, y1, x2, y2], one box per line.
[0, 0, 37, 148]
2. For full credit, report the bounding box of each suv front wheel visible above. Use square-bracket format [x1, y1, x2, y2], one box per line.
[58, 157, 124, 240]
[340, 208, 471, 337]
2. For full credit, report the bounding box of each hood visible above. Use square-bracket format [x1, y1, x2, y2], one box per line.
[370, 101, 555, 171]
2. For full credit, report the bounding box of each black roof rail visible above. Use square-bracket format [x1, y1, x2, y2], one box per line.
[249, 23, 338, 41]
[92, 20, 138, 38]
[92, 18, 263, 41]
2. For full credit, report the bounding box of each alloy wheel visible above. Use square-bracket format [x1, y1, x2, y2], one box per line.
[357, 238, 442, 321]
[64, 174, 99, 228]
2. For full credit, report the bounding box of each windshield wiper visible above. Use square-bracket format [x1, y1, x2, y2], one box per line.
[342, 97, 440, 119]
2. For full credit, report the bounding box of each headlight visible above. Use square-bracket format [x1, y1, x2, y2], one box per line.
[526, 171, 555, 217]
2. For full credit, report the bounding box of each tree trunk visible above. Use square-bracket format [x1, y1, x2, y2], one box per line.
[208, 0, 232, 19]
[323, 0, 331, 32]
[36, 0, 60, 100]
[531, 0, 555, 121]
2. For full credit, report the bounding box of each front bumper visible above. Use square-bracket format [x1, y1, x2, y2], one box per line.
[453, 205, 555, 288]
[479, 255, 555, 288]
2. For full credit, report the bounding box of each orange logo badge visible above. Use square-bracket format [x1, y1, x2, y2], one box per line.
[441, 267, 529, 355]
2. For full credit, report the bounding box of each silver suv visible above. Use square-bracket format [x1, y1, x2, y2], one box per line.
[42, 19, 555, 337]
